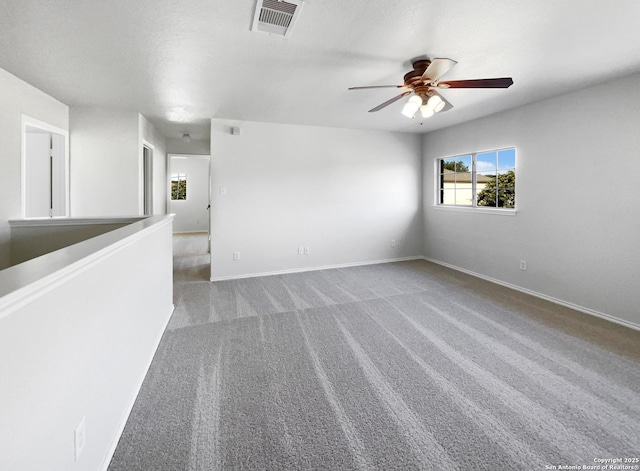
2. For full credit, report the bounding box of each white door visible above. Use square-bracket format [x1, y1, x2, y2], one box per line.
[51, 133, 65, 216]
[208, 156, 212, 254]
[143, 145, 153, 215]
[24, 130, 66, 217]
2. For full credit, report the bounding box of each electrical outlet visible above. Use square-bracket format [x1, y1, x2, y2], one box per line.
[304, 247, 309, 255]
[520, 260, 527, 271]
[233, 251, 240, 261]
[391, 239, 397, 247]
[74, 417, 86, 461]
[220, 187, 227, 196]
[298, 246, 304, 255]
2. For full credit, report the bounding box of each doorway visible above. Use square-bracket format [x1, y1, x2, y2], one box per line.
[168, 154, 211, 234]
[143, 144, 153, 215]
[22, 116, 69, 218]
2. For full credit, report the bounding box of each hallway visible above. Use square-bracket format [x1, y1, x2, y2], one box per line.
[172, 232, 210, 283]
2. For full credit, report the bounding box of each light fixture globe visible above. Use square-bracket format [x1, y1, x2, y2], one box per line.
[420, 105, 434, 118]
[428, 95, 446, 112]
[401, 95, 423, 118]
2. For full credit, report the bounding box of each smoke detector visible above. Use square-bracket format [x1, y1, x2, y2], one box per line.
[251, 0, 303, 38]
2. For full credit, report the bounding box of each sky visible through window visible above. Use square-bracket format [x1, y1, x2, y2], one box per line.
[477, 148, 516, 175]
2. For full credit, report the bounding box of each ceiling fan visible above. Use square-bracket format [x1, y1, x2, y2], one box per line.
[348, 58, 513, 119]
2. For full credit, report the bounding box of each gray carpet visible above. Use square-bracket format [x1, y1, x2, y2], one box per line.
[108, 236, 640, 470]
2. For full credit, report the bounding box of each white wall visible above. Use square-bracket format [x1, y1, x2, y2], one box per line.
[139, 115, 168, 215]
[0, 67, 69, 269]
[70, 107, 140, 217]
[210, 119, 423, 280]
[70, 109, 166, 217]
[422, 72, 640, 328]
[0, 216, 174, 471]
[169, 155, 210, 233]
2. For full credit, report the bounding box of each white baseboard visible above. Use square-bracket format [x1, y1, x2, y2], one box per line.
[210, 256, 424, 282]
[100, 303, 175, 471]
[423, 257, 640, 332]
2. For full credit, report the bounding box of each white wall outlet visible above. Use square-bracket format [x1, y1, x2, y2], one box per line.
[233, 251, 240, 261]
[220, 187, 227, 196]
[391, 239, 397, 247]
[520, 260, 527, 271]
[304, 247, 309, 255]
[74, 417, 86, 461]
[298, 246, 304, 255]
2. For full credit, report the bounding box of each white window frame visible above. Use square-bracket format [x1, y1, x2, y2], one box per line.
[434, 147, 517, 215]
[170, 173, 188, 201]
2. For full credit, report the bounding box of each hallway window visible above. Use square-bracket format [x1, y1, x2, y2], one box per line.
[171, 173, 187, 200]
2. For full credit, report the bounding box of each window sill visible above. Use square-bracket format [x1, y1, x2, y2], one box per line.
[432, 205, 517, 216]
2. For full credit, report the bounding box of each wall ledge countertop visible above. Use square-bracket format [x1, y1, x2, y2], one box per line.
[0, 215, 173, 316]
[8, 216, 145, 227]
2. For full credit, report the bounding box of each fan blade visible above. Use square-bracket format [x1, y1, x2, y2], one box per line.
[430, 90, 454, 112]
[422, 58, 457, 82]
[437, 77, 514, 89]
[368, 91, 412, 112]
[348, 85, 408, 90]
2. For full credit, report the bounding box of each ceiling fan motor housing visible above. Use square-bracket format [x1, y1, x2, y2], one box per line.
[404, 60, 437, 100]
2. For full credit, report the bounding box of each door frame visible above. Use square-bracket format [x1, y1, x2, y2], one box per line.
[21, 114, 70, 218]
[167, 153, 212, 248]
[140, 140, 155, 216]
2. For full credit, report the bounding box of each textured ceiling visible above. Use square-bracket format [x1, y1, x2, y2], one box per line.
[1, 0, 640, 139]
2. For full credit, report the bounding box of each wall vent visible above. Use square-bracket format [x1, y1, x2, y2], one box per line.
[251, 0, 303, 38]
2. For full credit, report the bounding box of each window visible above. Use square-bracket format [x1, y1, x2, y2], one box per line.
[171, 173, 187, 200]
[437, 147, 516, 209]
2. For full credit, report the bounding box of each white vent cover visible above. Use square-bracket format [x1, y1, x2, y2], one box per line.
[251, 0, 303, 38]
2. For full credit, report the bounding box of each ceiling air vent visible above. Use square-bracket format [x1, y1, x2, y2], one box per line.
[251, 0, 303, 38]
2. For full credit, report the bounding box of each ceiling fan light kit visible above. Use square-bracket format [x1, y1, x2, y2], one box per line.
[349, 57, 513, 120]
[401, 92, 444, 119]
